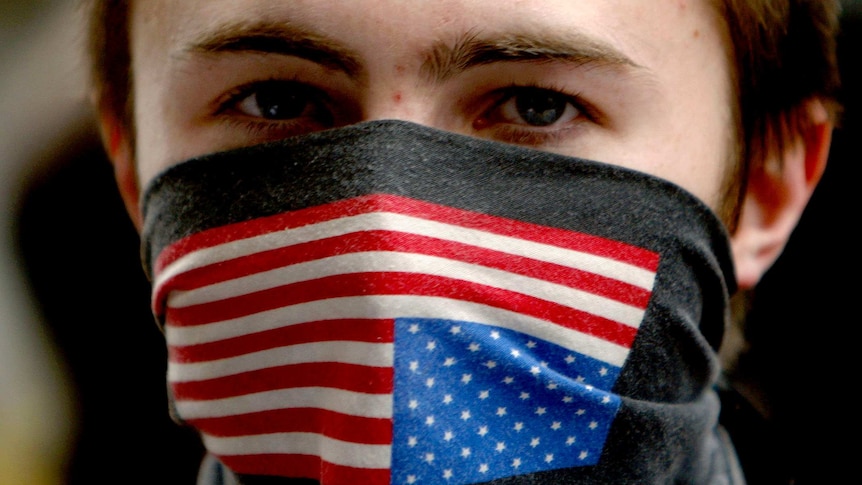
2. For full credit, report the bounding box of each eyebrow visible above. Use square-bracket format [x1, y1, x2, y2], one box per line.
[184, 21, 642, 84]
[421, 31, 643, 83]
[185, 21, 363, 78]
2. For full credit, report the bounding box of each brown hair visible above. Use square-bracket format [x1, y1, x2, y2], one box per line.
[88, 0, 132, 130]
[86, 0, 841, 223]
[715, 0, 842, 224]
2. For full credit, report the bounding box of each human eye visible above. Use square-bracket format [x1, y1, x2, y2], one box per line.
[216, 79, 335, 139]
[475, 85, 594, 146]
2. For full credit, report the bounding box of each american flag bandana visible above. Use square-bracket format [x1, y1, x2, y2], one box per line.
[142, 121, 737, 484]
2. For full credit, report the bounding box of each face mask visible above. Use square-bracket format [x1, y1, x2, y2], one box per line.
[142, 120, 737, 484]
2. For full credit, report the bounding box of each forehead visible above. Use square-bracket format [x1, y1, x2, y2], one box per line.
[128, 0, 736, 209]
[131, 0, 729, 71]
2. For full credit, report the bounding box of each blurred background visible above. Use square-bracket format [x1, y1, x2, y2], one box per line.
[0, 2, 204, 484]
[0, 1, 858, 484]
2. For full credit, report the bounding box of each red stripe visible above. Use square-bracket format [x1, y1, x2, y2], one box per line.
[156, 230, 652, 316]
[370, 195, 659, 269]
[155, 194, 659, 275]
[169, 319, 394, 364]
[171, 362, 393, 401]
[166, 272, 638, 347]
[219, 454, 389, 485]
[189, 407, 392, 443]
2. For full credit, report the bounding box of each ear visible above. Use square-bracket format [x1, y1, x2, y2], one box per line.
[98, 109, 143, 232]
[731, 100, 833, 289]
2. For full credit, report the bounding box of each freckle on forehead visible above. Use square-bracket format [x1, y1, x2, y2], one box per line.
[393, 92, 403, 103]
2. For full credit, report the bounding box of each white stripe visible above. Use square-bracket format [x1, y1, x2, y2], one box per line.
[201, 432, 391, 469]
[166, 295, 631, 367]
[169, 341, 391, 382]
[174, 387, 393, 420]
[154, 212, 656, 296]
[168, 251, 646, 328]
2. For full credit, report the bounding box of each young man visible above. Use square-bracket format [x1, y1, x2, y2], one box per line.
[88, 0, 840, 483]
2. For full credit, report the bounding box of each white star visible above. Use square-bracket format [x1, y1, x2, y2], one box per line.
[444, 431, 455, 441]
[443, 469, 453, 480]
[562, 396, 573, 403]
[579, 450, 589, 460]
[407, 475, 417, 484]
[547, 382, 558, 390]
[576, 409, 586, 416]
[530, 437, 540, 447]
[443, 357, 457, 367]
[496, 407, 507, 416]
[545, 454, 554, 463]
[585, 385, 594, 391]
[526, 341, 537, 348]
[519, 392, 530, 400]
[511, 349, 521, 358]
[426, 340, 437, 351]
[409, 361, 419, 372]
[468, 343, 481, 352]
[426, 378, 435, 388]
[599, 367, 608, 376]
[513, 422, 524, 432]
[576, 375, 586, 383]
[479, 464, 489, 474]
[479, 390, 490, 400]
[461, 410, 472, 420]
[503, 376, 515, 385]
[426, 416, 435, 426]
[461, 374, 472, 384]
[551, 421, 562, 430]
[565, 355, 576, 364]
[443, 394, 453, 404]
[484, 360, 497, 369]
[566, 436, 576, 445]
[478, 426, 489, 436]
[408, 436, 418, 447]
[495, 442, 506, 452]
[409, 399, 419, 410]
[512, 458, 522, 468]
[461, 448, 471, 458]
[540, 361, 549, 368]
[490, 331, 501, 340]
[602, 395, 611, 404]
[425, 453, 435, 463]
[589, 421, 598, 430]
[409, 324, 421, 334]
[450, 325, 462, 335]
[530, 366, 541, 376]
[535, 407, 547, 416]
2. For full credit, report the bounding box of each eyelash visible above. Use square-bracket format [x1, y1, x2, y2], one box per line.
[478, 82, 597, 145]
[215, 78, 334, 137]
[214, 79, 597, 145]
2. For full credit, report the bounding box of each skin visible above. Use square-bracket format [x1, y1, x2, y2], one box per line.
[106, 0, 833, 290]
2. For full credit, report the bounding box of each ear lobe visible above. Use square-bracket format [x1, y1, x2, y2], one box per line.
[731, 100, 833, 289]
[98, 111, 143, 232]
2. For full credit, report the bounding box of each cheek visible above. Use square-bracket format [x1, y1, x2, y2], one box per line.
[133, 89, 193, 189]
[661, 83, 737, 211]
[132, 74, 225, 189]
[132, 81, 170, 188]
[600, 1, 736, 210]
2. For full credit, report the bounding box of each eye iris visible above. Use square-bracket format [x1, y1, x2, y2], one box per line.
[255, 87, 308, 120]
[515, 90, 567, 127]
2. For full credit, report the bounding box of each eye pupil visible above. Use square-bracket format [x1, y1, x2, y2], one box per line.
[255, 87, 307, 120]
[515, 90, 568, 127]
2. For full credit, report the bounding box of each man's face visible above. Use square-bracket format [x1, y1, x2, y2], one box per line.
[131, 0, 735, 212]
